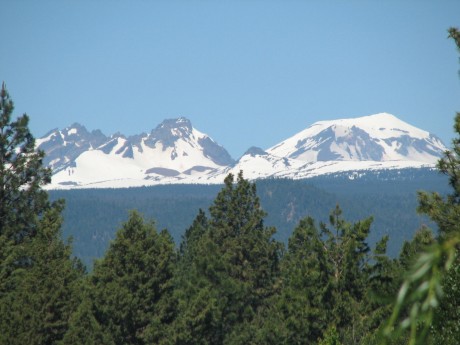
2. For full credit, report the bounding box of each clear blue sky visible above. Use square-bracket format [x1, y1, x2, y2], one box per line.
[1, 1, 460, 159]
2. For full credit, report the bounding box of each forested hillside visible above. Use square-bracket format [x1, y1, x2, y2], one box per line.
[50, 169, 449, 268]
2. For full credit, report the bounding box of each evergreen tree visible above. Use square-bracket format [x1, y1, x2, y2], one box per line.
[0, 83, 83, 344]
[173, 172, 281, 345]
[0, 82, 51, 241]
[382, 28, 460, 345]
[261, 206, 392, 345]
[179, 208, 208, 260]
[416, 27, 460, 344]
[398, 227, 435, 271]
[90, 211, 176, 345]
[417, 27, 460, 240]
[359, 236, 402, 345]
[171, 209, 223, 345]
[208, 172, 280, 321]
[60, 290, 114, 345]
[418, 31, 460, 226]
[255, 216, 328, 344]
[0, 82, 55, 317]
[318, 326, 342, 345]
[319, 205, 373, 343]
[0, 201, 85, 345]
[431, 260, 460, 344]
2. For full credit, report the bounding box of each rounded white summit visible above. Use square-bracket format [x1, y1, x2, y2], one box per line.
[268, 113, 446, 163]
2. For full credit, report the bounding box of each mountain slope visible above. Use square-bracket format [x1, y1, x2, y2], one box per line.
[267, 113, 445, 163]
[37, 113, 447, 189]
[38, 117, 234, 188]
[36, 123, 108, 173]
[50, 169, 449, 268]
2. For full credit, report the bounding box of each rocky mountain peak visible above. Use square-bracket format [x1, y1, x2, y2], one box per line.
[154, 117, 192, 136]
[36, 123, 108, 172]
[144, 117, 194, 149]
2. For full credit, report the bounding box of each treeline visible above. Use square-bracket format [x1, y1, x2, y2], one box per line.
[50, 172, 447, 268]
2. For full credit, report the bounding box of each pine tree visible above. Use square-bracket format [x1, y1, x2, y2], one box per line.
[179, 208, 208, 260]
[255, 216, 329, 344]
[171, 209, 223, 345]
[173, 172, 281, 345]
[398, 227, 435, 271]
[208, 172, 280, 312]
[0, 82, 55, 323]
[90, 211, 176, 345]
[359, 235, 402, 344]
[0, 82, 51, 241]
[0, 201, 85, 345]
[60, 291, 114, 345]
[318, 326, 342, 345]
[261, 206, 392, 345]
[319, 205, 373, 342]
[0, 83, 83, 344]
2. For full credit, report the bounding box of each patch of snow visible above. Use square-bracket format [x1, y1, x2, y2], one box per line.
[35, 132, 57, 147]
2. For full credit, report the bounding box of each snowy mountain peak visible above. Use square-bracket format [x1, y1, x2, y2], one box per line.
[36, 123, 108, 172]
[146, 117, 194, 149]
[155, 117, 193, 133]
[38, 117, 235, 188]
[313, 112, 430, 140]
[140, 117, 234, 166]
[268, 113, 446, 164]
[37, 113, 447, 189]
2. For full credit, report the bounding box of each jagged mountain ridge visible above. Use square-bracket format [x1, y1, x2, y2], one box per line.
[36, 113, 447, 189]
[38, 117, 234, 188]
[36, 123, 108, 173]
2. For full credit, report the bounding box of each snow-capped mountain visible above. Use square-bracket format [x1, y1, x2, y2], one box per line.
[37, 113, 447, 189]
[37, 117, 234, 188]
[268, 113, 445, 164]
[36, 123, 108, 173]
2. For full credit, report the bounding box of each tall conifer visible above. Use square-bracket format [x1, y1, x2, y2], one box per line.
[0, 83, 83, 344]
[90, 211, 176, 345]
[174, 172, 281, 345]
[0, 82, 51, 240]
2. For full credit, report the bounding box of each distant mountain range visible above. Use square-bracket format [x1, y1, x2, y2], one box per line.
[36, 113, 447, 189]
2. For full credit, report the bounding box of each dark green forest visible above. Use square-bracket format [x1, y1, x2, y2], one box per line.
[1, 28, 460, 345]
[50, 169, 449, 268]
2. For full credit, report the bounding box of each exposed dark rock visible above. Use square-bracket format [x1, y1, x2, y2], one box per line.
[145, 167, 181, 177]
[145, 117, 193, 150]
[183, 166, 215, 175]
[244, 146, 268, 157]
[99, 138, 119, 154]
[198, 136, 235, 166]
